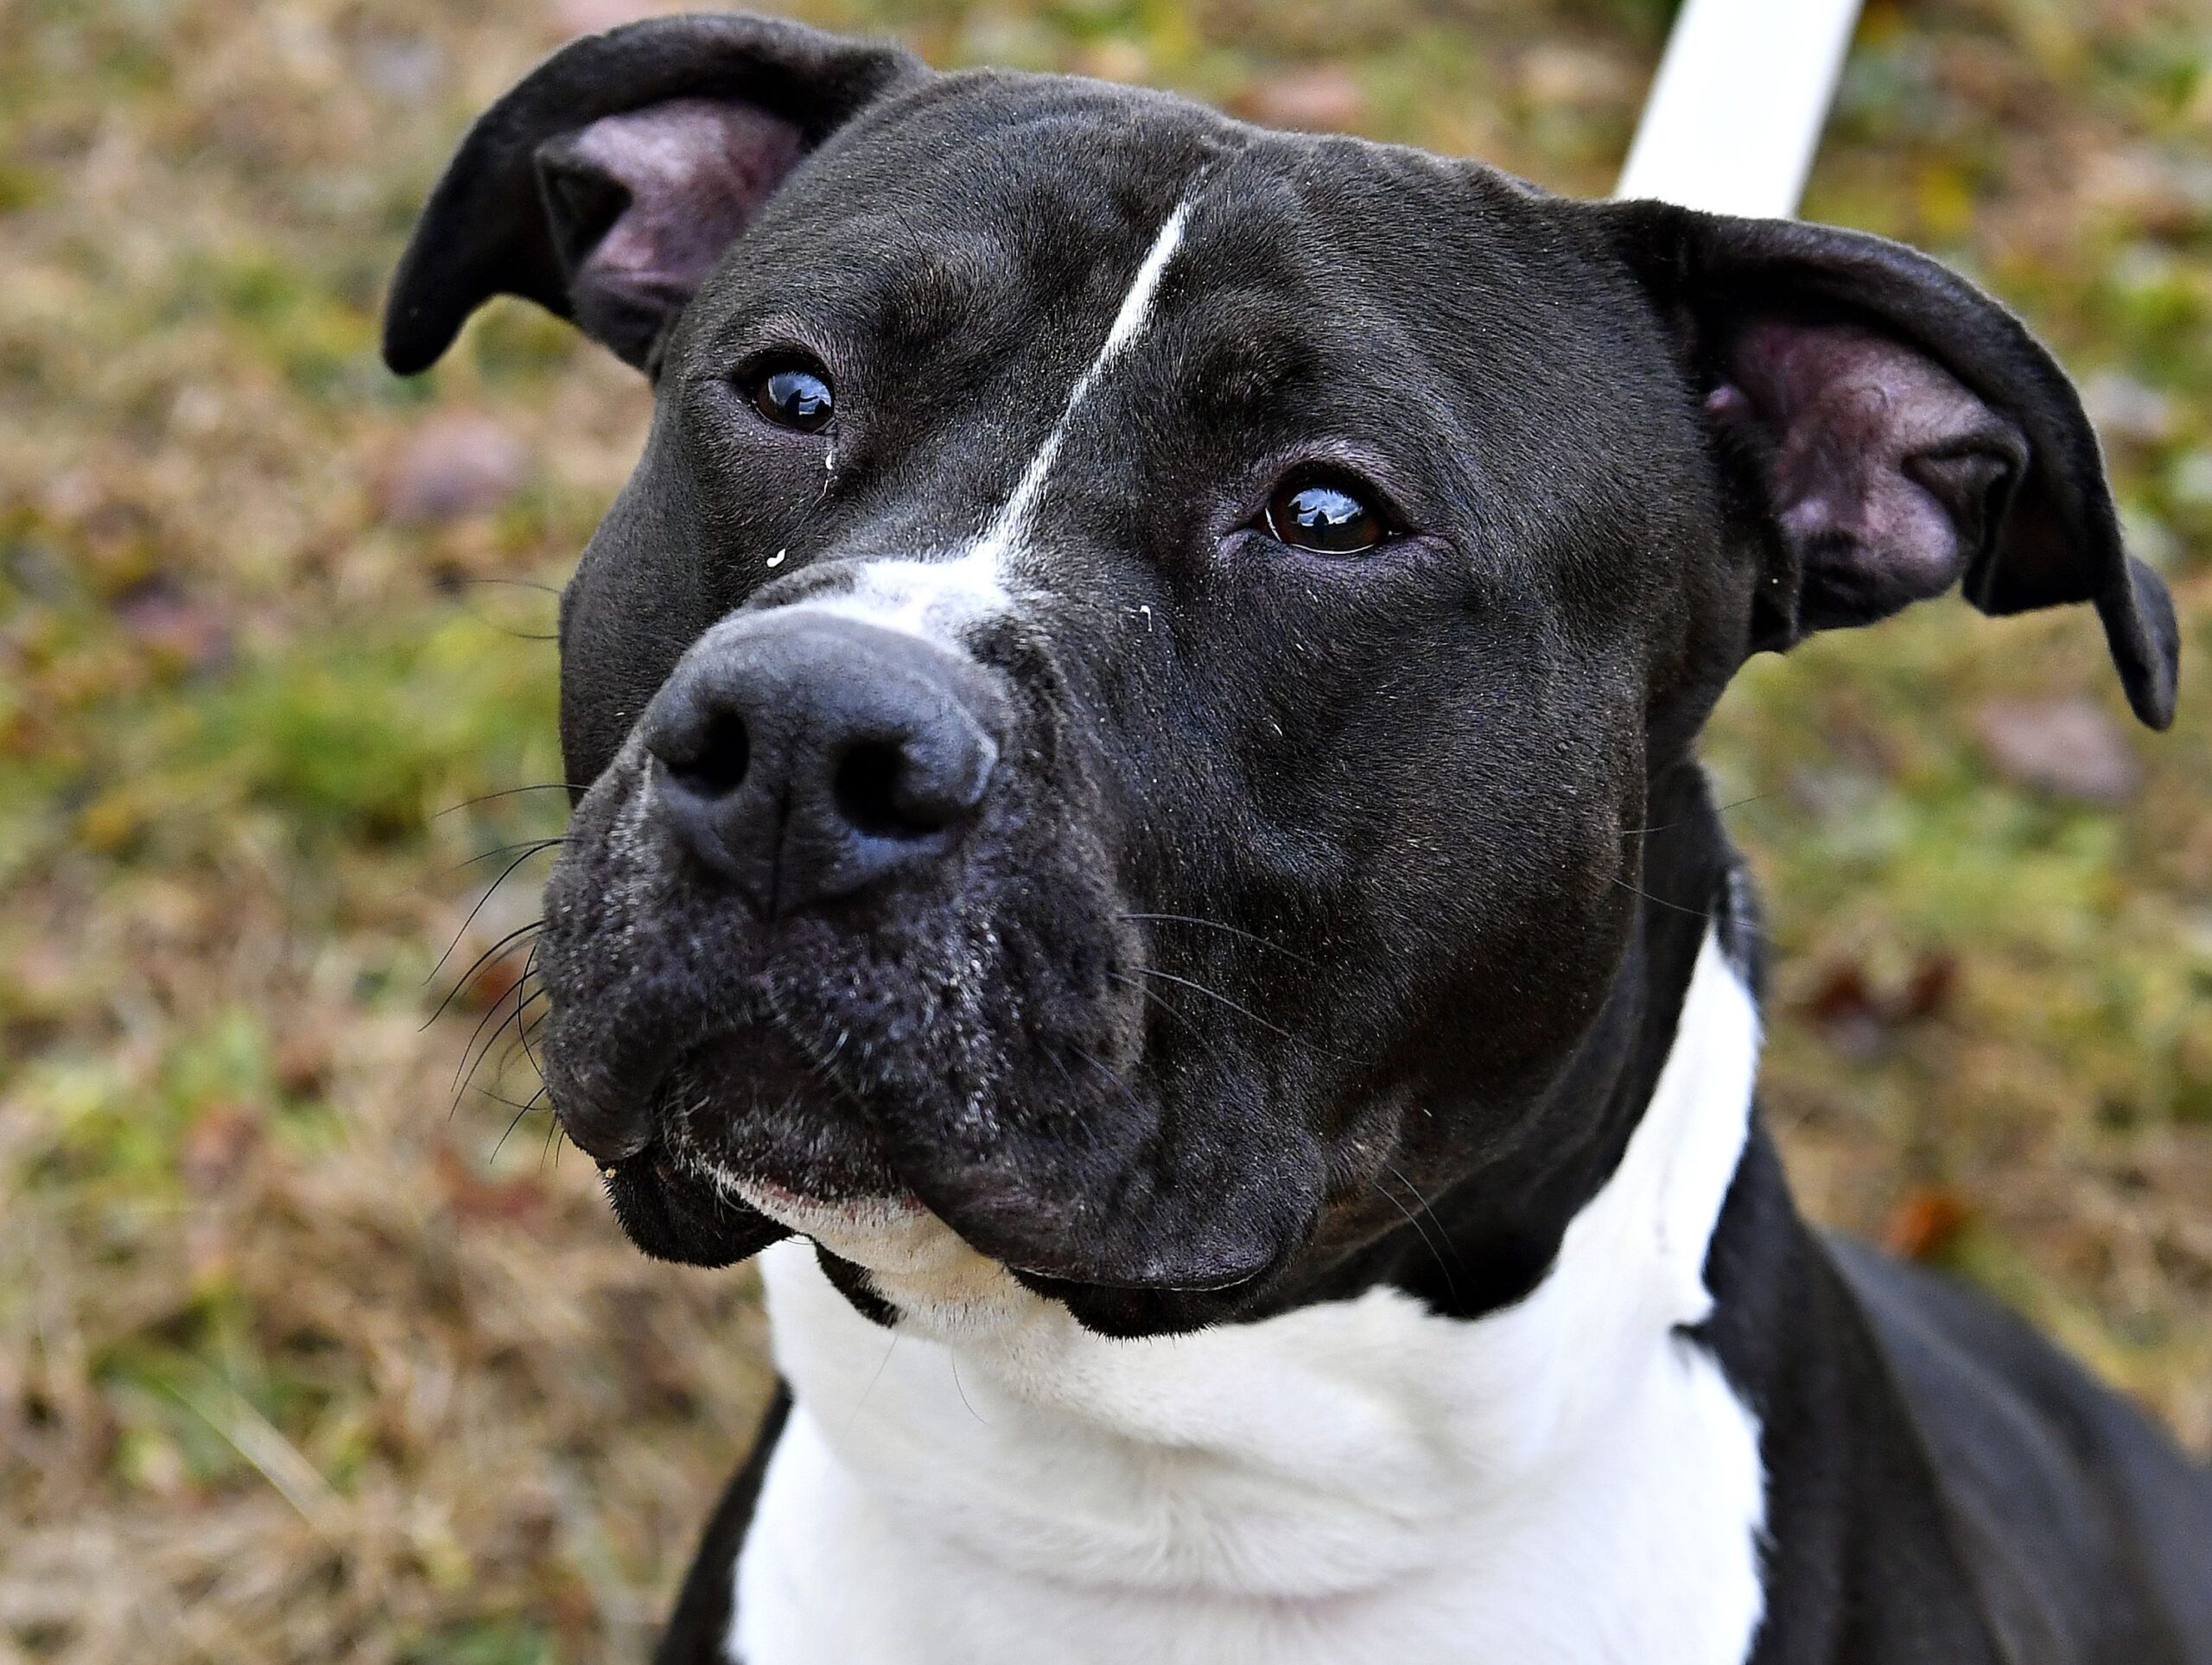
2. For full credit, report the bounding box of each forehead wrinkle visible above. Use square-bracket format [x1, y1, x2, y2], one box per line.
[733, 221, 1013, 359]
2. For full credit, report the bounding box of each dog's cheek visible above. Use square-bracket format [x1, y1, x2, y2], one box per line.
[1002, 802, 1144, 1059]
[1416, 713, 1643, 1071]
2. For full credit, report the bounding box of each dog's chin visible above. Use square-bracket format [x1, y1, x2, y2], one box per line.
[572, 1019, 1299, 1326]
[600, 1134, 1294, 1335]
[587, 1023, 912, 1268]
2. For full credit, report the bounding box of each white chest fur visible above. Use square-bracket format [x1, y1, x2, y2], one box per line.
[728, 931, 1768, 1665]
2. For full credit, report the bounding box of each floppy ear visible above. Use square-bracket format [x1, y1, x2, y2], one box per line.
[383, 15, 921, 376]
[1600, 201, 2179, 729]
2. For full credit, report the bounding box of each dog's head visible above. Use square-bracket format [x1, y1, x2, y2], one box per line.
[388, 15, 2177, 1337]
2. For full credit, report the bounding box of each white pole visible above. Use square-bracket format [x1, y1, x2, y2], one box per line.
[1614, 0, 1865, 219]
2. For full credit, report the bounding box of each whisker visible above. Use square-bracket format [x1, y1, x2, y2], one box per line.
[1607, 875, 1713, 921]
[450, 975, 526, 1103]
[1062, 1039, 1117, 1082]
[518, 1003, 550, 1070]
[423, 919, 542, 1033]
[947, 1355, 989, 1427]
[433, 783, 586, 819]
[1377, 1160, 1461, 1306]
[1104, 969, 1220, 1057]
[450, 967, 539, 1098]
[456, 1003, 527, 1110]
[450, 580, 563, 642]
[510, 941, 545, 1065]
[842, 1334, 903, 1443]
[1059, 1039, 1151, 1119]
[1118, 912, 1319, 969]
[489, 1088, 549, 1164]
[467, 1083, 544, 1115]
[486, 985, 551, 1090]
[423, 848, 562, 985]
[1133, 965, 1349, 1061]
[455, 576, 562, 596]
[1618, 791, 1775, 839]
[433, 836, 567, 881]
[760, 987, 870, 1110]
[1038, 1037, 1084, 1097]
[461, 613, 559, 642]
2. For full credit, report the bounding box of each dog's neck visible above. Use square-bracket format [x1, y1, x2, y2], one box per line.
[739, 892, 1770, 1661]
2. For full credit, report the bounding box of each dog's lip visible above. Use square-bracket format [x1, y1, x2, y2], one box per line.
[728, 1172, 926, 1235]
[591, 1142, 678, 1186]
[607, 1139, 1283, 1297]
[1005, 1252, 1270, 1293]
[566, 1026, 1288, 1298]
[729, 1173, 1271, 1294]
[658, 1116, 1284, 1293]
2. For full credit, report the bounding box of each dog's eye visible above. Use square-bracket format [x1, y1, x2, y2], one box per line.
[752, 365, 835, 433]
[1261, 476, 1390, 555]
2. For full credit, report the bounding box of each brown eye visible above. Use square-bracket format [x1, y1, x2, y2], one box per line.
[1262, 477, 1389, 555]
[753, 365, 835, 433]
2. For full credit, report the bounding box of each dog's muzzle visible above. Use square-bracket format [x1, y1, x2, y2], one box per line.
[550, 607, 1007, 1168]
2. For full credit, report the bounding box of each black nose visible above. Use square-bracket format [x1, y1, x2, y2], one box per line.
[640, 611, 1004, 912]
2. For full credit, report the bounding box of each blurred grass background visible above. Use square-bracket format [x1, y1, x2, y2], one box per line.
[1, 0, 2207, 1659]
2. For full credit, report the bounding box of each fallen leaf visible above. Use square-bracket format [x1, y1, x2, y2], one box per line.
[1800, 950, 1957, 1059]
[1239, 67, 1363, 132]
[1897, 951, 1959, 1022]
[2079, 149, 2199, 238]
[1802, 962, 1887, 1062]
[1974, 696, 2141, 804]
[435, 1145, 546, 1225]
[274, 1028, 333, 1099]
[112, 577, 232, 674]
[1884, 1185, 1972, 1261]
[455, 949, 531, 1015]
[381, 413, 530, 525]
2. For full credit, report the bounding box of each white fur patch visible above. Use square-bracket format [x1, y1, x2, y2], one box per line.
[798, 545, 1011, 644]
[791, 192, 1196, 654]
[972, 193, 1195, 567]
[728, 930, 1769, 1664]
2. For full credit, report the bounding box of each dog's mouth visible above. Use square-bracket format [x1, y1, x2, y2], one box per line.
[585, 1018, 921, 1269]
[569, 996, 1301, 1314]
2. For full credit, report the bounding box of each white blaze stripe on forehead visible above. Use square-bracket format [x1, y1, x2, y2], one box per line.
[974, 189, 1198, 565]
[792, 189, 1198, 648]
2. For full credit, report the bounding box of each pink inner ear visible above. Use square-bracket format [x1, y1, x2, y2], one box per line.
[568, 98, 805, 310]
[1717, 318, 2026, 630]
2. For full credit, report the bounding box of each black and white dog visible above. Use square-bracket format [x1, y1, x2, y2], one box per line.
[385, 15, 2209, 1662]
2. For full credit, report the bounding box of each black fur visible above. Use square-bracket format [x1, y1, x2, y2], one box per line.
[652, 1387, 790, 1665]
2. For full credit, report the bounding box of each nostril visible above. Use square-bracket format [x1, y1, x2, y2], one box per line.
[646, 616, 1004, 906]
[668, 709, 751, 797]
[831, 740, 931, 839]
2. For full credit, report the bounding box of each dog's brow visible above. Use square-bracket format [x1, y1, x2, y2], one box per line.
[972, 183, 1200, 564]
